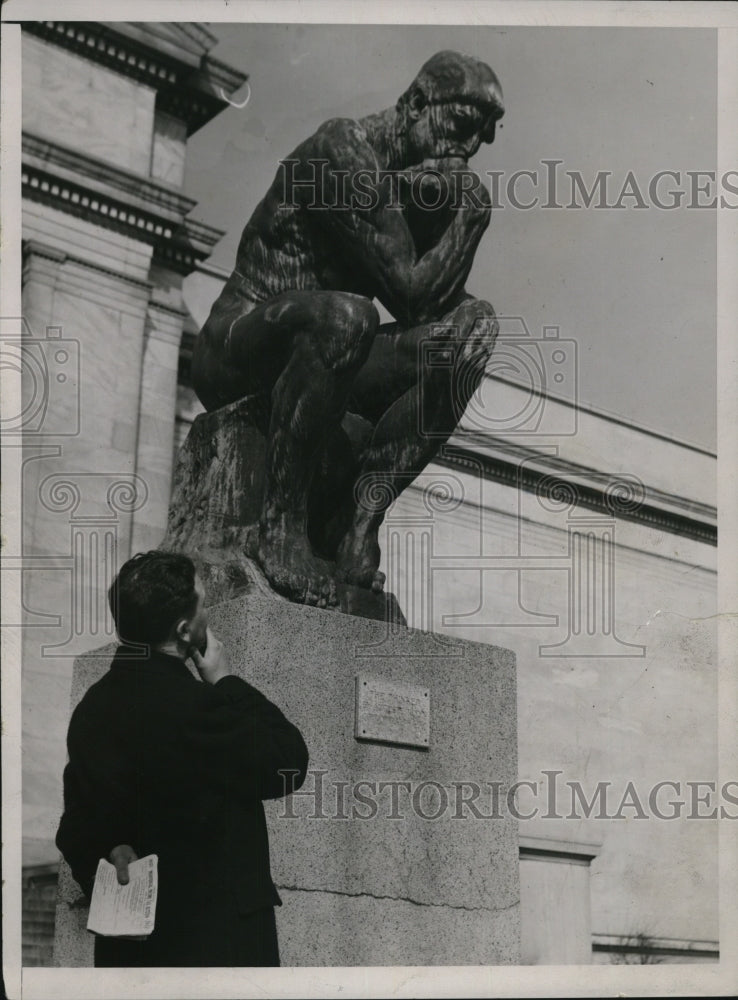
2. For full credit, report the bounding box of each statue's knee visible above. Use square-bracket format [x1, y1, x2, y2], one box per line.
[452, 298, 498, 361]
[338, 294, 379, 338]
[318, 294, 378, 369]
[452, 296, 496, 327]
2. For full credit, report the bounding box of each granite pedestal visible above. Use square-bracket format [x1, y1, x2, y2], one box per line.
[54, 592, 519, 966]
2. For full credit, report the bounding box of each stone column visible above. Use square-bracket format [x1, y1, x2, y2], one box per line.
[129, 288, 186, 554]
[21, 242, 66, 335]
[19, 240, 152, 867]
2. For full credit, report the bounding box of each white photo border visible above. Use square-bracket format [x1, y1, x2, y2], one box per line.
[2, 2, 737, 998]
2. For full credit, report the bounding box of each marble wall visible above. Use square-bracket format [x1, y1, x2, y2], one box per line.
[19, 191, 190, 864]
[19, 28, 193, 869]
[150, 110, 187, 188]
[130, 293, 187, 555]
[20, 232, 154, 865]
[376, 456, 717, 948]
[22, 35, 156, 176]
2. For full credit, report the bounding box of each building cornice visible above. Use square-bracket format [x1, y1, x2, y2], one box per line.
[23, 239, 154, 296]
[22, 134, 224, 276]
[181, 217, 227, 258]
[103, 22, 216, 66]
[21, 21, 248, 136]
[170, 22, 220, 55]
[436, 439, 717, 546]
[197, 54, 249, 96]
[23, 132, 197, 223]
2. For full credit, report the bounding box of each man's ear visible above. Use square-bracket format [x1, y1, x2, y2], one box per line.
[174, 616, 190, 646]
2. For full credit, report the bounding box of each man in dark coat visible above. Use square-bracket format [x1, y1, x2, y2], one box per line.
[56, 550, 309, 967]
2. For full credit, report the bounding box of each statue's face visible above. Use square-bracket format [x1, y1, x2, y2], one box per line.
[405, 97, 502, 163]
[400, 53, 504, 165]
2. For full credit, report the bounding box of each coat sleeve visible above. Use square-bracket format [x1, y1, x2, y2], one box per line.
[55, 699, 137, 899]
[188, 675, 309, 800]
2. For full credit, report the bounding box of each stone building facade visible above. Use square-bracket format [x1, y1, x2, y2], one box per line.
[16, 20, 718, 967]
[16, 21, 246, 962]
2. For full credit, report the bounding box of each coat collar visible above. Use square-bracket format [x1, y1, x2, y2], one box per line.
[110, 644, 196, 680]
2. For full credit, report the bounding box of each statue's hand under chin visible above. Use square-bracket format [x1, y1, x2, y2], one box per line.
[402, 159, 470, 255]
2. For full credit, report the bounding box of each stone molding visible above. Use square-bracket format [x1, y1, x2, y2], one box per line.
[439, 440, 717, 545]
[145, 300, 188, 346]
[147, 295, 189, 323]
[106, 21, 215, 66]
[23, 239, 153, 298]
[21, 140, 223, 275]
[21, 241, 66, 293]
[23, 132, 197, 221]
[396, 477, 715, 582]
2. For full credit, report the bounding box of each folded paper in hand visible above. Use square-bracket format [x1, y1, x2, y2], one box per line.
[87, 855, 158, 938]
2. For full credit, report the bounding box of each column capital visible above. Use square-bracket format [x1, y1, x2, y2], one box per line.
[145, 297, 187, 347]
[22, 240, 68, 290]
[23, 239, 68, 265]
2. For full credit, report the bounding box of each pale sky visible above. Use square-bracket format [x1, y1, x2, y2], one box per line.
[184, 25, 717, 452]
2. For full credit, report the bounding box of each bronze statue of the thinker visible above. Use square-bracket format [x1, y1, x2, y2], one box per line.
[191, 50, 504, 607]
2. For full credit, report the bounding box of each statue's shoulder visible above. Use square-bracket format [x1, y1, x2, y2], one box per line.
[309, 116, 372, 161]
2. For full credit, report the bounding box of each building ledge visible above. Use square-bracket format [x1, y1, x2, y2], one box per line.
[103, 21, 217, 69]
[520, 835, 602, 866]
[22, 133, 224, 275]
[439, 434, 717, 545]
[23, 132, 198, 223]
[592, 932, 719, 960]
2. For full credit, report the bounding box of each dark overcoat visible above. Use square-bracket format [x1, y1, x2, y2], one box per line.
[56, 646, 309, 967]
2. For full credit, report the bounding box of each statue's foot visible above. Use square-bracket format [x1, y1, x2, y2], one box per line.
[335, 529, 386, 593]
[256, 533, 339, 608]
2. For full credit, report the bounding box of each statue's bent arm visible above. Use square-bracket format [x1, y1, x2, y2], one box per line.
[313, 121, 491, 327]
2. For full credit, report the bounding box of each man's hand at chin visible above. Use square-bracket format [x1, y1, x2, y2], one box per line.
[190, 626, 231, 685]
[406, 158, 486, 208]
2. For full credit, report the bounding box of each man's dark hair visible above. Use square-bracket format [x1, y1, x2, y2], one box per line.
[108, 550, 198, 646]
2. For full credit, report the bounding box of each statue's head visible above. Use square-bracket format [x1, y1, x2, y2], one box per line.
[397, 50, 504, 164]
